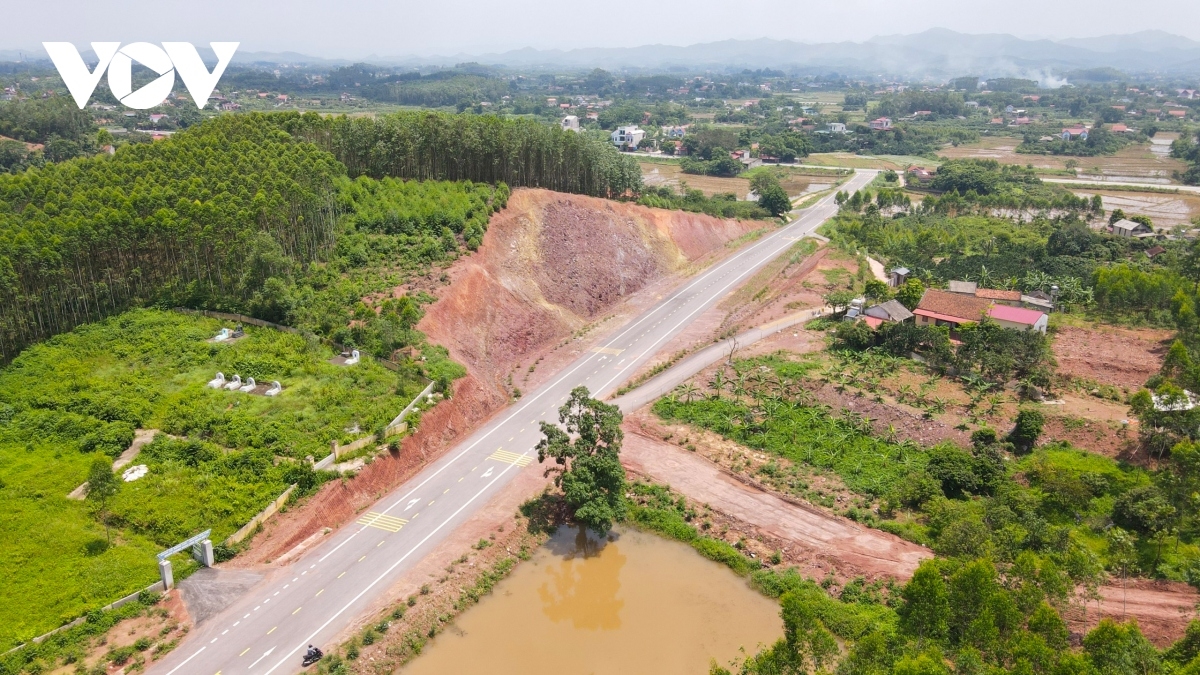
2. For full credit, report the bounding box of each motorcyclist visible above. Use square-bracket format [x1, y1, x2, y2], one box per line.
[304, 645, 323, 662]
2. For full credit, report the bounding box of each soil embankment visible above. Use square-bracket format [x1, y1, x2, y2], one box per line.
[419, 188, 759, 393]
[232, 189, 759, 564]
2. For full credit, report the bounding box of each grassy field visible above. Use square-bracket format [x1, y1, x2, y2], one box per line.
[639, 161, 831, 198]
[0, 309, 426, 647]
[802, 153, 940, 170]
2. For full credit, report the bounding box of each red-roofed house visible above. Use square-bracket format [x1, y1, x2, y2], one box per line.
[1110, 123, 1129, 133]
[870, 117, 892, 130]
[915, 289, 1047, 336]
[988, 304, 1048, 333]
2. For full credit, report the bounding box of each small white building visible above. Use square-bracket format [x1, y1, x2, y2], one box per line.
[827, 122, 847, 134]
[611, 125, 645, 149]
[561, 115, 580, 133]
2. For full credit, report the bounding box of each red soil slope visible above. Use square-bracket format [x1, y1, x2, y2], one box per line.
[233, 189, 757, 563]
[419, 188, 758, 391]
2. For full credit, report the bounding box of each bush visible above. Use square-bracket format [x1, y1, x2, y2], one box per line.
[1008, 409, 1045, 453]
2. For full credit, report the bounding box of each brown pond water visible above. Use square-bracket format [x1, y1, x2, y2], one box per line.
[401, 527, 783, 675]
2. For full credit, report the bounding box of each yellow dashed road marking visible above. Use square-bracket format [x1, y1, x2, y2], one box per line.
[267, 626, 277, 635]
[240, 648, 250, 657]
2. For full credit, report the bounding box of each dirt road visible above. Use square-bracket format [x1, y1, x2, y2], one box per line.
[621, 425, 931, 579]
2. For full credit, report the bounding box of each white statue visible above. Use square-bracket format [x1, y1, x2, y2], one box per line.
[206, 372, 226, 389]
[224, 374, 243, 391]
[265, 381, 282, 397]
[212, 327, 232, 342]
[239, 377, 257, 393]
[345, 349, 360, 366]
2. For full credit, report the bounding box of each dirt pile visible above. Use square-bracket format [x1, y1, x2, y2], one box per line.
[419, 188, 758, 391]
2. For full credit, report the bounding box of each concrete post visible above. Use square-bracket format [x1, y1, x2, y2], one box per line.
[193, 539, 215, 567]
[159, 559, 174, 590]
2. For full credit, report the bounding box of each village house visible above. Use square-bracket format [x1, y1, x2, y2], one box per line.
[1061, 126, 1089, 141]
[914, 289, 1048, 337]
[869, 117, 892, 130]
[610, 125, 644, 149]
[888, 267, 911, 287]
[827, 122, 848, 134]
[860, 299, 914, 329]
[560, 115, 580, 133]
[1111, 218, 1153, 237]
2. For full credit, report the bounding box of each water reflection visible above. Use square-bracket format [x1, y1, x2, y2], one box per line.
[538, 527, 625, 629]
[400, 527, 781, 675]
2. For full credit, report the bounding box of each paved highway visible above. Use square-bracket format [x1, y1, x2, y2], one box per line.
[151, 168, 876, 675]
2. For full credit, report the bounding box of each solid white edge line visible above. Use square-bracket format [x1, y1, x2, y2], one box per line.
[262, 451, 530, 675]
[311, 182, 841, 563]
[162, 646, 205, 675]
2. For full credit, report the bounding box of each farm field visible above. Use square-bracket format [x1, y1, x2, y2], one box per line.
[0, 309, 426, 648]
[803, 152, 939, 170]
[938, 134, 1190, 180]
[1067, 188, 1200, 228]
[639, 161, 830, 198]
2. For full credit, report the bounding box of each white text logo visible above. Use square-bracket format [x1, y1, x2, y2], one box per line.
[42, 42, 239, 110]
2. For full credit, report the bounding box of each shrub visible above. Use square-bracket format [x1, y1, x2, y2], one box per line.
[1008, 409, 1045, 453]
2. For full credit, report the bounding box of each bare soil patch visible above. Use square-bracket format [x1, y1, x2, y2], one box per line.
[1052, 324, 1172, 390]
[45, 591, 192, 675]
[1067, 579, 1199, 647]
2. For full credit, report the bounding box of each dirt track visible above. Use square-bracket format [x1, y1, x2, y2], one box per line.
[621, 424, 931, 579]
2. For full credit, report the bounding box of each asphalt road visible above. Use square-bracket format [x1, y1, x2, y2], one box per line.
[151, 168, 876, 675]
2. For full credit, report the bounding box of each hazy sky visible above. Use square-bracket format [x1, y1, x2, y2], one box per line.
[6, 0, 1200, 58]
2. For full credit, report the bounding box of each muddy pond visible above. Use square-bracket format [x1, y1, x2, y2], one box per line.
[401, 527, 782, 674]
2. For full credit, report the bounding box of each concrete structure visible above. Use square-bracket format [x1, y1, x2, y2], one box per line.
[560, 115, 580, 132]
[611, 125, 645, 149]
[888, 267, 910, 287]
[194, 539, 215, 567]
[947, 280, 978, 295]
[159, 559, 174, 590]
[869, 117, 892, 130]
[827, 122, 848, 134]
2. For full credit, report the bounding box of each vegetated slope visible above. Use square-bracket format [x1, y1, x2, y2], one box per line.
[420, 188, 759, 392]
[237, 189, 760, 563]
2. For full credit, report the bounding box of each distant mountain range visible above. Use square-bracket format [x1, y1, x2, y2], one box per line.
[5, 30, 1200, 82]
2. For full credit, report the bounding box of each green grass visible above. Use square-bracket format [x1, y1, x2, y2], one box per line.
[0, 308, 429, 648]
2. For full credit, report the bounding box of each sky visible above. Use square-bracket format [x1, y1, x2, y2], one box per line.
[6, 0, 1200, 59]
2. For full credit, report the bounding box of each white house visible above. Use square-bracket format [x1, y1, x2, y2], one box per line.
[561, 115, 580, 133]
[611, 125, 645, 149]
[827, 122, 848, 134]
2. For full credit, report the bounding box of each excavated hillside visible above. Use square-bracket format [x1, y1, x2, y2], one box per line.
[419, 188, 759, 393]
[234, 189, 759, 563]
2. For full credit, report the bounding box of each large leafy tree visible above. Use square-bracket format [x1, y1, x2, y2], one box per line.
[536, 386, 627, 534]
